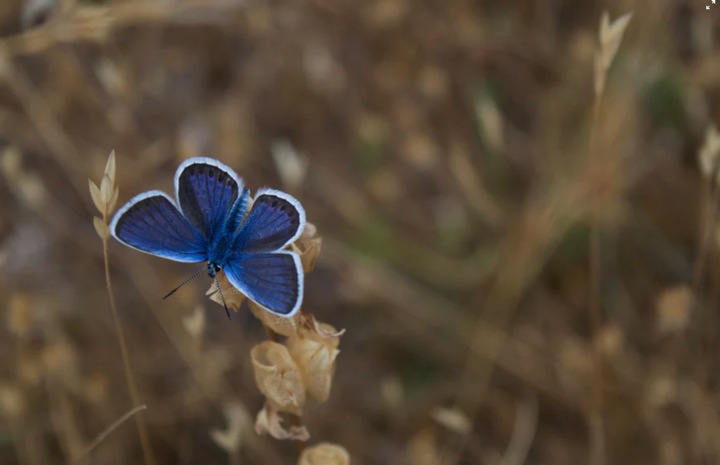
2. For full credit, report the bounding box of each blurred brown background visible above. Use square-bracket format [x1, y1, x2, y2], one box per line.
[0, 0, 719, 464]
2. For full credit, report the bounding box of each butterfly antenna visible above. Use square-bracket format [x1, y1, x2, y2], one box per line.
[214, 275, 232, 320]
[163, 265, 208, 299]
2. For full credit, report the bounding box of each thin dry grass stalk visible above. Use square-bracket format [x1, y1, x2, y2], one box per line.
[72, 405, 147, 464]
[89, 151, 155, 465]
[586, 11, 632, 465]
[694, 124, 720, 295]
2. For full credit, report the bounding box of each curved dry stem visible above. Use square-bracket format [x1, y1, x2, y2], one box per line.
[102, 238, 156, 465]
[586, 95, 606, 465]
[72, 405, 147, 463]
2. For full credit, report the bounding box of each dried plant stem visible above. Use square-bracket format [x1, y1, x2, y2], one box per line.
[102, 238, 156, 465]
[289, 415, 307, 454]
[262, 325, 306, 454]
[72, 405, 147, 464]
[264, 325, 279, 343]
[587, 90, 606, 465]
[692, 178, 720, 294]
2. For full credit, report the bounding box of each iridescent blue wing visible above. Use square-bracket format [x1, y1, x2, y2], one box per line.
[175, 157, 242, 241]
[110, 191, 207, 262]
[223, 251, 303, 316]
[233, 188, 306, 254]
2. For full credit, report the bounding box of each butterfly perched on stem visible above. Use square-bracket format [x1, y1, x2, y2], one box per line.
[110, 157, 306, 318]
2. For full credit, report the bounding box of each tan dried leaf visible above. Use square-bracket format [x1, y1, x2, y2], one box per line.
[251, 341, 306, 415]
[93, 217, 110, 240]
[207, 271, 246, 312]
[249, 300, 301, 337]
[255, 402, 310, 441]
[298, 443, 350, 465]
[210, 400, 251, 454]
[287, 320, 341, 402]
[699, 125, 720, 181]
[89, 179, 104, 214]
[182, 306, 205, 343]
[656, 285, 692, 334]
[290, 222, 323, 273]
[430, 407, 472, 435]
[302, 314, 345, 341]
[272, 139, 309, 190]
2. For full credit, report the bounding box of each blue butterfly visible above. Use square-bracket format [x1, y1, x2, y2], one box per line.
[109, 157, 306, 318]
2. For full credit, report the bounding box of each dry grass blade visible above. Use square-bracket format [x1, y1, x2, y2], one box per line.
[72, 405, 147, 463]
[499, 391, 538, 465]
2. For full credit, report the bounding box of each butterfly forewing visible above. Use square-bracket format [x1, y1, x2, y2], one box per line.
[110, 191, 207, 262]
[175, 158, 242, 240]
[233, 188, 306, 253]
[223, 251, 304, 316]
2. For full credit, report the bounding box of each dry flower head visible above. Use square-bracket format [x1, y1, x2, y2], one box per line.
[298, 443, 351, 465]
[594, 11, 632, 96]
[89, 151, 119, 240]
[699, 124, 720, 182]
[251, 341, 306, 416]
[291, 222, 323, 273]
[287, 319, 342, 402]
[210, 400, 252, 455]
[255, 402, 310, 441]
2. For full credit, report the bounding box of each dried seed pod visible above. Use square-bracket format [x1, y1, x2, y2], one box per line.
[287, 317, 342, 402]
[255, 402, 310, 441]
[249, 300, 301, 337]
[290, 222, 323, 273]
[207, 271, 247, 312]
[699, 125, 720, 181]
[298, 443, 350, 465]
[251, 341, 306, 415]
[210, 400, 251, 455]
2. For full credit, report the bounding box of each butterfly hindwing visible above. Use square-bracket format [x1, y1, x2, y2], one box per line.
[223, 251, 303, 316]
[233, 188, 306, 253]
[110, 191, 207, 262]
[175, 157, 242, 240]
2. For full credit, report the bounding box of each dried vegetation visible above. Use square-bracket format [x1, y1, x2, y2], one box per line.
[0, 0, 719, 464]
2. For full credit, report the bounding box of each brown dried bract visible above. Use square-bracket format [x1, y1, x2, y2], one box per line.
[251, 341, 306, 416]
[298, 442, 350, 465]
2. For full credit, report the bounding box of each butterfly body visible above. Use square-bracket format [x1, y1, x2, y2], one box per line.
[110, 157, 306, 317]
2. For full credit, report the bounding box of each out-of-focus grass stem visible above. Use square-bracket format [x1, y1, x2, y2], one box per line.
[101, 234, 156, 465]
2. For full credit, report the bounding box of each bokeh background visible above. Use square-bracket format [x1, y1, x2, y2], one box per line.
[0, 0, 719, 463]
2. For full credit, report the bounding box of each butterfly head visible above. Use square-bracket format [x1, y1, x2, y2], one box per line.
[208, 262, 222, 278]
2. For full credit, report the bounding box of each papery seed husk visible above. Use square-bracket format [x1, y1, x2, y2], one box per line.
[93, 217, 110, 240]
[89, 179, 104, 214]
[298, 443, 350, 465]
[251, 341, 306, 415]
[255, 402, 310, 441]
[288, 332, 339, 403]
[108, 186, 119, 216]
[104, 150, 116, 183]
[249, 300, 300, 336]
